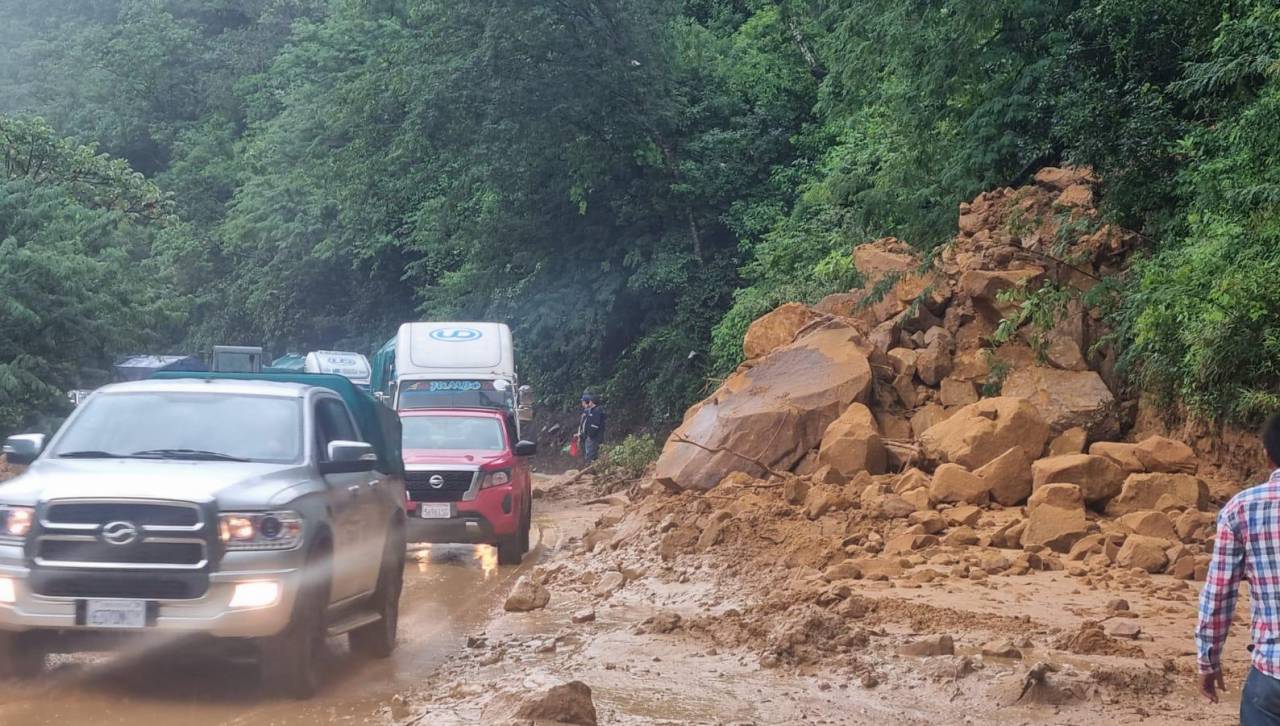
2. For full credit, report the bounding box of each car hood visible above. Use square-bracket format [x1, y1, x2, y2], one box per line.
[402, 448, 509, 468]
[0, 458, 312, 509]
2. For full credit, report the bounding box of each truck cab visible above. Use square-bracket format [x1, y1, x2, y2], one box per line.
[0, 373, 406, 698]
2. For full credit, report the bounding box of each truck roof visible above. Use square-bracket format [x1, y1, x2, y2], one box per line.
[395, 322, 515, 380]
[93, 377, 313, 398]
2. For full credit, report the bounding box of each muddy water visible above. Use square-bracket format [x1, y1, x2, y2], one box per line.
[0, 523, 553, 726]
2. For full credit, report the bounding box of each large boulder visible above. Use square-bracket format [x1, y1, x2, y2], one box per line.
[1000, 366, 1117, 438]
[919, 397, 1051, 469]
[1021, 483, 1088, 552]
[743, 303, 822, 360]
[1030, 454, 1124, 504]
[654, 327, 873, 490]
[515, 681, 598, 726]
[974, 446, 1034, 506]
[1118, 510, 1178, 541]
[817, 403, 887, 477]
[959, 268, 1043, 304]
[1133, 436, 1198, 474]
[929, 463, 990, 505]
[1105, 473, 1210, 516]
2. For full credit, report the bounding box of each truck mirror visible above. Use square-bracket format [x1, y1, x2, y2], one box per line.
[517, 405, 534, 423]
[2, 434, 46, 466]
[514, 440, 537, 457]
[320, 440, 377, 474]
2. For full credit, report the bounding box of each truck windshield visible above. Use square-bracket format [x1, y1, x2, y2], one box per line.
[402, 416, 505, 451]
[51, 392, 303, 464]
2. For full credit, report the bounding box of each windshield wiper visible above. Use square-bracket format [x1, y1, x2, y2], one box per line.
[129, 449, 250, 462]
[58, 450, 127, 459]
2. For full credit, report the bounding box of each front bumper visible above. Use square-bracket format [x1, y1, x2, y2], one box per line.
[0, 545, 303, 639]
[406, 484, 518, 544]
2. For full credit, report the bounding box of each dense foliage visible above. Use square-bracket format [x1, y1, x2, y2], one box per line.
[2, 0, 1279, 434]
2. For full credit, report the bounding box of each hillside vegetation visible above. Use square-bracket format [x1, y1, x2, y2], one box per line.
[1, 0, 1278, 433]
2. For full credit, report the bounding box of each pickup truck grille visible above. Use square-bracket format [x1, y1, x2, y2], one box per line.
[34, 499, 211, 572]
[405, 470, 476, 503]
[31, 571, 207, 600]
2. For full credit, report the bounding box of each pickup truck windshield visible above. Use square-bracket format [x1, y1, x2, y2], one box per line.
[402, 416, 505, 451]
[52, 392, 303, 464]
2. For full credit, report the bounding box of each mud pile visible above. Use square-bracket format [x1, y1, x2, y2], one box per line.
[647, 166, 1222, 583]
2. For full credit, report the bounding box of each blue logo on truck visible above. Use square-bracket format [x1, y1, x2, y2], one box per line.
[429, 327, 482, 342]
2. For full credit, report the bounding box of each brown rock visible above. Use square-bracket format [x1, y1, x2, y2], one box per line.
[959, 268, 1043, 303]
[1106, 598, 1130, 611]
[743, 302, 821, 359]
[1171, 555, 1198, 580]
[902, 487, 932, 512]
[919, 397, 1051, 469]
[911, 404, 952, 439]
[885, 533, 939, 555]
[875, 410, 914, 440]
[1067, 534, 1104, 561]
[654, 327, 873, 490]
[1088, 441, 1144, 474]
[1118, 510, 1178, 541]
[943, 527, 980, 546]
[974, 446, 1034, 506]
[917, 339, 953, 386]
[981, 640, 1023, 659]
[812, 464, 848, 486]
[1116, 535, 1171, 573]
[1056, 184, 1094, 208]
[1105, 473, 1211, 516]
[505, 577, 551, 612]
[515, 681, 598, 726]
[806, 489, 849, 520]
[823, 562, 864, 581]
[887, 348, 918, 376]
[939, 377, 979, 407]
[1134, 436, 1198, 474]
[945, 505, 983, 528]
[817, 403, 887, 477]
[929, 464, 991, 505]
[783, 476, 809, 505]
[876, 495, 917, 519]
[899, 634, 955, 657]
[1000, 367, 1117, 438]
[1031, 454, 1124, 504]
[894, 468, 931, 494]
[1048, 427, 1088, 456]
[1034, 166, 1081, 191]
[1107, 621, 1141, 639]
[1021, 484, 1087, 553]
[909, 510, 947, 535]
[572, 609, 597, 624]
[1175, 510, 1214, 543]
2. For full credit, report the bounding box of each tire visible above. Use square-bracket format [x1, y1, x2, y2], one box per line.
[0, 633, 45, 679]
[260, 546, 330, 699]
[498, 501, 530, 565]
[349, 523, 405, 659]
[520, 499, 532, 554]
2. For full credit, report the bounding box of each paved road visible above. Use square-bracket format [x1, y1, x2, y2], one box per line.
[0, 521, 552, 725]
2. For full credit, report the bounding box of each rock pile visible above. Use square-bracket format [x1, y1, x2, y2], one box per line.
[647, 166, 1219, 581]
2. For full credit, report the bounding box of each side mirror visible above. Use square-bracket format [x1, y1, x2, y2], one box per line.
[514, 440, 537, 457]
[517, 405, 534, 423]
[3, 434, 46, 466]
[320, 440, 377, 474]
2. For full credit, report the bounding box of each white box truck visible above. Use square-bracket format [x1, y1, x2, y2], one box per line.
[391, 323, 531, 427]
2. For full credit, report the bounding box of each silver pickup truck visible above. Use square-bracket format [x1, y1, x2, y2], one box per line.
[0, 376, 407, 697]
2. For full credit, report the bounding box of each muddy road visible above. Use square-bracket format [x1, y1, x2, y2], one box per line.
[0, 521, 559, 726]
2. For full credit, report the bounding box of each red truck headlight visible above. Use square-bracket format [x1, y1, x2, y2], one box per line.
[480, 469, 512, 489]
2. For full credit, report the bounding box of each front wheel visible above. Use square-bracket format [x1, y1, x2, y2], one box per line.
[497, 502, 531, 565]
[0, 633, 45, 679]
[350, 523, 405, 659]
[260, 549, 330, 698]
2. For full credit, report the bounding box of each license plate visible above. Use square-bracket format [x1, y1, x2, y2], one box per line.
[85, 599, 147, 629]
[418, 503, 451, 519]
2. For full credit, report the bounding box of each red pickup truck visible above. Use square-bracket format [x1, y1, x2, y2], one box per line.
[400, 408, 534, 564]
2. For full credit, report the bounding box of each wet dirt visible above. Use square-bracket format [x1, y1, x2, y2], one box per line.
[0, 521, 557, 726]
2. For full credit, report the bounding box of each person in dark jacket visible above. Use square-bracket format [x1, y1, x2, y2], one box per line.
[578, 392, 605, 463]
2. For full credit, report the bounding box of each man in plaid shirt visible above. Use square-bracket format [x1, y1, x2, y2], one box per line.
[1196, 414, 1280, 722]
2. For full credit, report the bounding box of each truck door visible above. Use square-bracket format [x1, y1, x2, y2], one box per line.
[314, 396, 372, 601]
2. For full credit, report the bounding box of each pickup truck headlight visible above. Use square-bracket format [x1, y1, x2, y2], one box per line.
[219, 511, 302, 550]
[0, 506, 34, 540]
[480, 469, 512, 489]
